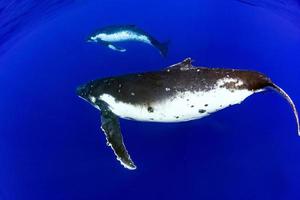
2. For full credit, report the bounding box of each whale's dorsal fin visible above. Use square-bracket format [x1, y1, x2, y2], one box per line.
[99, 102, 136, 170]
[181, 57, 193, 66]
[165, 57, 194, 71]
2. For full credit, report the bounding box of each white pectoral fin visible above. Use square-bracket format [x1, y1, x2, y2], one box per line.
[100, 103, 136, 170]
[107, 44, 127, 52]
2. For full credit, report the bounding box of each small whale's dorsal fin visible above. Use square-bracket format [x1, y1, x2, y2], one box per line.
[165, 57, 194, 71]
[99, 101, 136, 170]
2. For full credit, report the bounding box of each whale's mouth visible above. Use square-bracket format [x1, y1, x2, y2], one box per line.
[86, 36, 97, 43]
[76, 84, 88, 99]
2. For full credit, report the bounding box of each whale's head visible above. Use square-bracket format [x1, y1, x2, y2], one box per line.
[77, 81, 100, 106]
[86, 38, 96, 43]
[77, 83, 90, 100]
[77, 79, 110, 109]
[86, 35, 99, 43]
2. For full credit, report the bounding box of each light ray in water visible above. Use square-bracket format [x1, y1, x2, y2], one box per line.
[0, 0, 75, 56]
[237, 0, 300, 28]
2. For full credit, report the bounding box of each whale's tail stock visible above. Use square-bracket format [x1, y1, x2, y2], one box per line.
[241, 70, 299, 136]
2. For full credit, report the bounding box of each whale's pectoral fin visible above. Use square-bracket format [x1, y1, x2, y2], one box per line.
[100, 104, 136, 170]
[107, 44, 127, 52]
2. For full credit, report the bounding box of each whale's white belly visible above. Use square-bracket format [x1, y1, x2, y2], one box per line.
[98, 87, 256, 122]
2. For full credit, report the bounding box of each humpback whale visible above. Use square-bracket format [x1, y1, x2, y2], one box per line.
[87, 25, 169, 57]
[77, 58, 299, 170]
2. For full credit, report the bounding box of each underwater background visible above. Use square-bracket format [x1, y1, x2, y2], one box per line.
[0, 0, 300, 199]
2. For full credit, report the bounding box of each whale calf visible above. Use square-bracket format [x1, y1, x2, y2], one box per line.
[77, 58, 299, 170]
[87, 25, 169, 57]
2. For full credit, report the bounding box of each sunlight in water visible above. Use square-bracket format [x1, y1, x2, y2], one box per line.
[0, 0, 74, 55]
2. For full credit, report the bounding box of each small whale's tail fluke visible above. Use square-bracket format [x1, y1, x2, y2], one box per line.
[269, 83, 300, 136]
[157, 41, 169, 57]
[151, 39, 170, 57]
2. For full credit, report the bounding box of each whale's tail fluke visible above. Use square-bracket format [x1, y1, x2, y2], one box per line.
[269, 83, 300, 136]
[157, 41, 169, 57]
[151, 39, 169, 57]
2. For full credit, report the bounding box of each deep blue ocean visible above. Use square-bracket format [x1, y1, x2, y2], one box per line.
[1, 0, 300, 199]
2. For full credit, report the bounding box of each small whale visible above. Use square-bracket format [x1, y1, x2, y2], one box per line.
[87, 25, 169, 57]
[77, 58, 299, 170]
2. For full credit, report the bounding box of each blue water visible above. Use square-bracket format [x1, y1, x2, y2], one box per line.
[0, 0, 300, 199]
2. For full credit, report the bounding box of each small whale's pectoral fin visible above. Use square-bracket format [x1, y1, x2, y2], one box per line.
[100, 104, 136, 170]
[107, 44, 127, 52]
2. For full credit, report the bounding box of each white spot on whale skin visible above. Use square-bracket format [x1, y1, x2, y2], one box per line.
[217, 78, 244, 88]
[89, 96, 96, 103]
[165, 88, 171, 91]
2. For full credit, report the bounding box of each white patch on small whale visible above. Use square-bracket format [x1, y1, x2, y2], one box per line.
[97, 78, 262, 122]
[92, 31, 151, 44]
